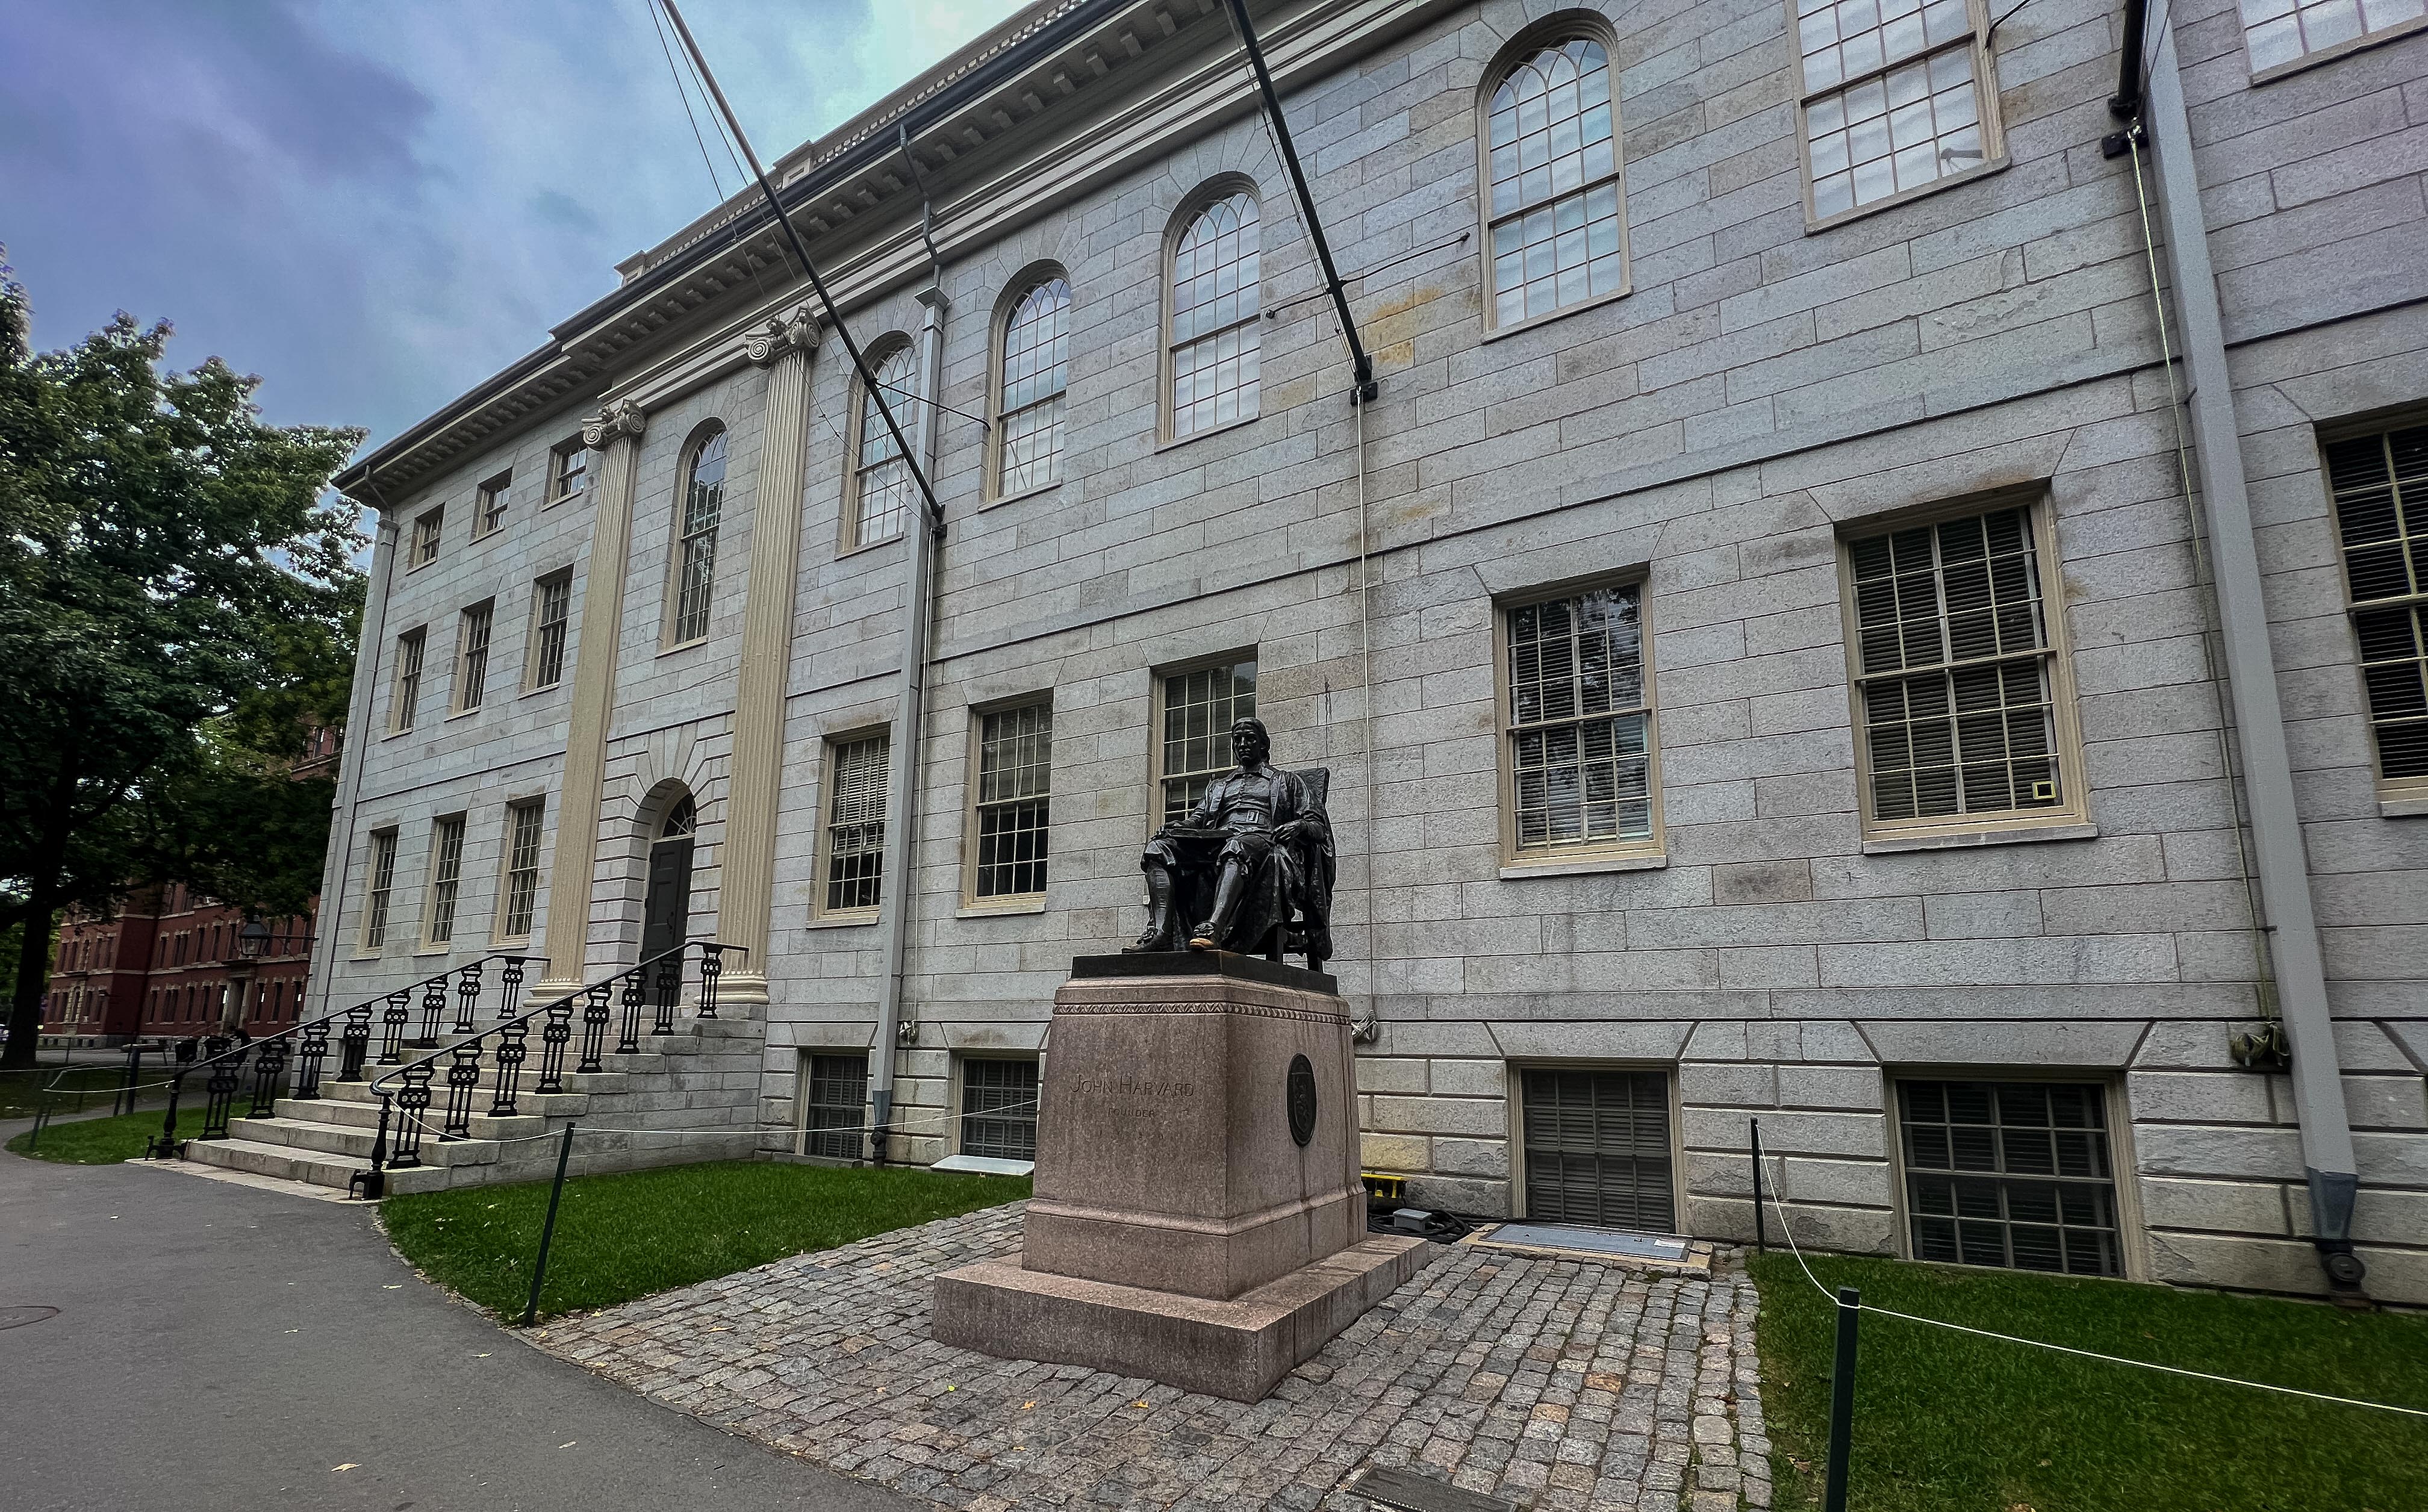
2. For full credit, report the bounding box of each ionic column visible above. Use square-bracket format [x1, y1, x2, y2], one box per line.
[539, 399, 647, 994]
[717, 308, 820, 1008]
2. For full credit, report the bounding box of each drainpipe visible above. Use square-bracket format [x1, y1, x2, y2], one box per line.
[2130, 14, 2367, 1298]
[869, 282, 949, 1164]
[306, 508, 400, 1016]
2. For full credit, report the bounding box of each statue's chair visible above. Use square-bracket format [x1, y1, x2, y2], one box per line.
[1254, 767, 1335, 975]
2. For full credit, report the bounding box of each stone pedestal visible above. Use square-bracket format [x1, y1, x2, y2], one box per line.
[932, 953, 1430, 1401]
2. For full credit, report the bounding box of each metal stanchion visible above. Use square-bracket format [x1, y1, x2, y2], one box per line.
[1751, 1117, 1766, 1254]
[1823, 1286, 1861, 1512]
[521, 1123, 578, 1327]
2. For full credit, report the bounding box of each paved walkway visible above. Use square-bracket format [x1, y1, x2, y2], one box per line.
[543, 1204, 1772, 1512]
[0, 1126, 921, 1512]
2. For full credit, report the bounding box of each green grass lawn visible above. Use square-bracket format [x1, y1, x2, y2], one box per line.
[0, 1063, 157, 1120]
[4, 1106, 183, 1163]
[384, 1159, 1030, 1321]
[1747, 1251, 2428, 1512]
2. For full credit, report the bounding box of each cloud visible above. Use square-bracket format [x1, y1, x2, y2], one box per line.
[0, 0, 1027, 453]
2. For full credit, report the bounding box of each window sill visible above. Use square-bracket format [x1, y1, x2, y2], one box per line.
[957, 897, 1047, 918]
[520, 682, 563, 700]
[349, 950, 383, 962]
[1805, 155, 2010, 236]
[445, 707, 481, 722]
[1479, 282, 1635, 344]
[2248, 16, 2427, 84]
[413, 944, 453, 957]
[806, 912, 880, 930]
[1155, 413, 1260, 455]
[982, 479, 1063, 512]
[836, 530, 905, 562]
[1861, 820, 2097, 854]
[382, 726, 416, 740]
[658, 636, 708, 658]
[405, 558, 438, 574]
[1499, 852, 1668, 880]
[2379, 796, 2428, 819]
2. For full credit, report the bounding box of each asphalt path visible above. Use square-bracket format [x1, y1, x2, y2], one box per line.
[1, 1119, 920, 1512]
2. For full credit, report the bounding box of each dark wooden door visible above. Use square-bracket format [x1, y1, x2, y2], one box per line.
[641, 837, 694, 960]
[1521, 1068, 1676, 1231]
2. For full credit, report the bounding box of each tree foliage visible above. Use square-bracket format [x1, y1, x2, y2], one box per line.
[0, 264, 364, 1062]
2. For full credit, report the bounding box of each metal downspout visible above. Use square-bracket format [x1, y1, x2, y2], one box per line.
[870, 282, 948, 1163]
[306, 507, 400, 1016]
[2133, 14, 2367, 1296]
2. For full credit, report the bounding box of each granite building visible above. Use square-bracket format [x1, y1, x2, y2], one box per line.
[316, 0, 2428, 1302]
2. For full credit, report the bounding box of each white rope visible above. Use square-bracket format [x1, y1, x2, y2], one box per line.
[1754, 1154, 2426, 1419]
[387, 1095, 1044, 1149]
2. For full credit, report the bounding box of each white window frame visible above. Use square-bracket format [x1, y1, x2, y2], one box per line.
[2239, 0, 2427, 81]
[843, 341, 919, 553]
[1162, 185, 1262, 444]
[422, 814, 467, 949]
[814, 730, 891, 921]
[964, 697, 1053, 908]
[667, 423, 726, 646]
[1494, 577, 1666, 869]
[548, 436, 590, 507]
[1477, 24, 1631, 335]
[1148, 652, 1259, 832]
[525, 568, 573, 692]
[1788, 0, 2006, 231]
[360, 827, 399, 953]
[474, 468, 512, 539]
[408, 506, 443, 570]
[388, 627, 426, 735]
[2320, 417, 2428, 803]
[497, 800, 545, 942]
[452, 600, 494, 715]
[990, 272, 1073, 501]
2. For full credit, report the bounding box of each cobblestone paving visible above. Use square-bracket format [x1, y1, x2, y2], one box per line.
[538, 1204, 1771, 1512]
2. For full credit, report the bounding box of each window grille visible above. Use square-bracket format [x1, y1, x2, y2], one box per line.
[672, 428, 725, 643]
[853, 345, 920, 548]
[550, 437, 590, 505]
[455, 602, 493, 713]
[501, 801, 544, 939]
[1521, 1068, 1674, 1230]
[1169, 193, 1260, 438]
[998, 278, 1071, 494]
[1507, 585, 1654, 853]
[363, 829, 398, 949]
[1486, 37, 1624, 327]
[2241, 0, 2423, 70]
[1159, 659, 1257, 824]
[974, 703, 1052, 898]
[476, 469, 511, 537]
[1849, 506, 2064, 824]
[1897, 1080, 2121, 1277]
[410, 507, 443, 568]
[426, 816, 466, 946]
[528, 570, 571, 689]
[2323, 423, 2428, 788]
[959, 1058, 1039, 1162]
[803, 1053, 868, 1160]
[1793, 0, 1991, 220]
[390, 628, 426, 734]
[823, 734, 889, 914]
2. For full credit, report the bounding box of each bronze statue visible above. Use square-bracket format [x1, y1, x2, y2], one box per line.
[1128, 716, 1336, 972]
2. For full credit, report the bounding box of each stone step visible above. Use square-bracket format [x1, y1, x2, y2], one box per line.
[270, 1096, 549, 1140]
[315, 1079, 602, 1116]
[226, 1114, 505, 1166]
[178, 1134, 454, 1195]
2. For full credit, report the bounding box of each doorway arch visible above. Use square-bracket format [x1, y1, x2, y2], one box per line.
[641, 791, 697, 960]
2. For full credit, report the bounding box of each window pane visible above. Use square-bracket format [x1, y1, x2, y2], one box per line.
[674, 429, 726, 643]
[1508, 585, 1651, 851]
[976, 703, 1053, 898]
[825, 735, 889, 913]
[1169, 194, 1261, 437]
[960, 1059, 1040, 1162]
[1160, 660, 1257, 822]
[1805, 44, 1985, 216]
[1899, 1079, 2120, 1277]
[2326, 428, 2428, 780]
[855, 347, 921, 546]
[1000, 278, 1071, 493]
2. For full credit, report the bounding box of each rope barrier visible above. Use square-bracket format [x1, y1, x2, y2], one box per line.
[1754, 1155, 2426, 1420]
[387, 1095, 1044, 1149]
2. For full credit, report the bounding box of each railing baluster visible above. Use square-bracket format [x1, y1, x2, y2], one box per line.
[452, 960, 484, 1036]
[340, 1003, 373, 1081]
[539, 995, 574, 1094]
[419, 975, 448, 1043]
[498, 957, 528, 1023]
[201, 1038, 247, 1140]
[618, 970, 643, 1056]
[491, 1019, 529, 1116]
[296, 1016, 331, 1101]
[441, 1038, 483, 1139]
[577, 983, 610, 1075]
[652, 952, 679, 1036]
[379, 989, 411, 1064]
[149, 1073, 187, 1159]
[699, 944, 724, 1019]
[394, 1066, 433, 1167]
[249, 1036, 292, 1119]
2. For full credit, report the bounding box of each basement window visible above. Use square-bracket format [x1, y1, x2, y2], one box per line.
[959, 1058, 1039, 1162]
[1896, 1079, 2122, 1277]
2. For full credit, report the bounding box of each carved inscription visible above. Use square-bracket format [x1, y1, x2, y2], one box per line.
[1076, 1074, 1195, 1099]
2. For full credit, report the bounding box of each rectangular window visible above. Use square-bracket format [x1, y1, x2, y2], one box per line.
[475, 469, 512, 538]
[1520, 1068, 1675, 1230]
[1791, 0, 1997, 223]
[1844, 502, 2082, 835]
[1156, 657, 1257, 824]
[801, 1053, 868, 1160]
[2241, 0, 2424, 72]
[424, 815, 466, 947]
[527, 570, 573, 691]
[2323, 423, 2428, 795]
[549, 437, 590, 505]
[959, 1057, 1040, 1162]
[1502, 584, 1657, 859]
[453, 601, 494, 714]
[1897, 1079, 2121, 1277]
[499, 801, 544, 940]
[389, 627, 426, 734]
[971, 702, 1052, 901]
[820, 733, 890, 916]
[409, 506, 443, 568]
[362, 829, 399, 950]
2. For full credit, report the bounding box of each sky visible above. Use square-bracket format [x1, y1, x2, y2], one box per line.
[0, 0, 1029, 452]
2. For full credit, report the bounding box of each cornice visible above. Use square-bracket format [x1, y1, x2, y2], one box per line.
[332, 0, 1452, 504]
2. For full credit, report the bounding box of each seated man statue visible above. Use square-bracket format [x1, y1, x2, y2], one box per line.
[1127, 715, 1336, 971]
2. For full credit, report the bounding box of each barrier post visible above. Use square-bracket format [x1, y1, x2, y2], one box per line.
[1751, 1117, 1766, 1254]
[521, 1122, 578, 1326]
[1823, 1286, 1861, 1512]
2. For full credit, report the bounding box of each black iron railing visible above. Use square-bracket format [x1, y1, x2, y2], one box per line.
[358, 941, 738, 1193]
[143, 953, 544, 1160]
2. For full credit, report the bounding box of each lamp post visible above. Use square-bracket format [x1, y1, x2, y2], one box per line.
[222, 915, 271, 1035]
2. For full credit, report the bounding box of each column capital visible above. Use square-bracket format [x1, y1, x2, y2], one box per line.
[581, 397, 647, 449]
[746, 305, 822, 366]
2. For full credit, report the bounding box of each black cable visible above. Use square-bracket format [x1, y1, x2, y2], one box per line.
[649, 0, 727, 201]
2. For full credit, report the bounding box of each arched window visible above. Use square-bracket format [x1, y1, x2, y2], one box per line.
[1168, 191, 1260, 440]
[997, 276, 1072, 496]
[662, 794, 697, 837]
[1485, 36, 1624, 328]
[850, 342, 920, 549]
[670, 425, 726, 644]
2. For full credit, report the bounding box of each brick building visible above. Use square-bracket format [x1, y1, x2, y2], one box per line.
[315, 0, 2428, 1301]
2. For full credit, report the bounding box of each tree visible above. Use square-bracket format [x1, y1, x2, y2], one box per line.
[0, 266, 364, 1065]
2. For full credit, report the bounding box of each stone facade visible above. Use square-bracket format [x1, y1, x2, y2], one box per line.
[318, 0, 2428, 1302]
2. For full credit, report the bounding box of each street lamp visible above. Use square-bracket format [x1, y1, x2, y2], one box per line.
[223, 915, 272, 1034]
[237, 916, 271, 961]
